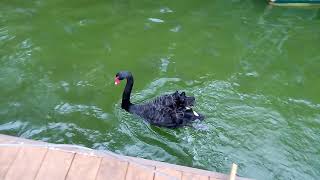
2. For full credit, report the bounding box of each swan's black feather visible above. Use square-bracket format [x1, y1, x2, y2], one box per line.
[115, 71, 204, 128]
[128, 91, 198, 127]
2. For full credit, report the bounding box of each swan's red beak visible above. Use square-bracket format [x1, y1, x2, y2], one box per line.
[114, 77, 120, 85]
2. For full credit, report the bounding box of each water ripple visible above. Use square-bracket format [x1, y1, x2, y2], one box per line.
[54, 102, 109, 120]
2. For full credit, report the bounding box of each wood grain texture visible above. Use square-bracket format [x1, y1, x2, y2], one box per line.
[209, 176, 225, 180]
[182, 172, 209, 180]
[0, 147, 20, 179]
[35, 149, 74, 180]
[125, 163, 155, 180]
[4, 147, 47, 180]
[155, 166, 182, 180]
[66, 153, 101, 180]
[96, 156, 128, 180]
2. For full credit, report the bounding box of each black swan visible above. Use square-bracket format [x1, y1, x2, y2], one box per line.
[115, 71, 204, 128]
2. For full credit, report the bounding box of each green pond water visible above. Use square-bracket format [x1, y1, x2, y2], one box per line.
[1, 0, 320, 179]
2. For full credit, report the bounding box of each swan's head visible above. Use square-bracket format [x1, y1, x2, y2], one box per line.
[173, 91, 195, 108]
[115, 71, 132, 85]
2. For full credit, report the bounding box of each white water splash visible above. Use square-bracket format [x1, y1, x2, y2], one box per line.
[160, 58, 170, 72]
[160, 7, 173, 13]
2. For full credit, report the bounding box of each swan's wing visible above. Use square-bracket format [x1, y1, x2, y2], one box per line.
[151, 94, 177, 107]
[131, 103, 178, 126]
[129, 92, 199, 127]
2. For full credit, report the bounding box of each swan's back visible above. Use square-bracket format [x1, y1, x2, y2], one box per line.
[128, 91, 198, 127]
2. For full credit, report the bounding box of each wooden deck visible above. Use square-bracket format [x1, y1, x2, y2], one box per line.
[0, 134, 252, 180]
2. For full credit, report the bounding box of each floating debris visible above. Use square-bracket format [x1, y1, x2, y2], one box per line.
[148, 18, 164, 23]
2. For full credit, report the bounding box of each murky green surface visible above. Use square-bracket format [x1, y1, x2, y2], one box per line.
[1, 0, 320, 179]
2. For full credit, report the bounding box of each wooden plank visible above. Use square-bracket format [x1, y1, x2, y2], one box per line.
[209, 176, 226, 180]
[125, 156, 231, 180]
[0, 134, 16, 143]
[66, 153, 101, 180]
[0, 134, 252, 180]
[0, 138, 8, 143]
[96, 156, 128, 180]
[182, 172, 209, 180]
[0, 147, 20, 179]
[4, 147, 48, 180]
[154, 166, 182, 180]
[0, 134, 47, 145]
[125, 163, 155, 180]
[35, 149, 75, 180]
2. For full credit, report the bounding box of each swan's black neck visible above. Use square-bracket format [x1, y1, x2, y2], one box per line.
[121, 74, 134, 111]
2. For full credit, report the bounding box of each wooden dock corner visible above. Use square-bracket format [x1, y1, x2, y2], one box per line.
[0, 134, 253, 180]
